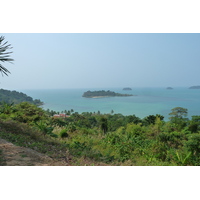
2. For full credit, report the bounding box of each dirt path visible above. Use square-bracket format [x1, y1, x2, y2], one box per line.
[0, 138, 67, 166]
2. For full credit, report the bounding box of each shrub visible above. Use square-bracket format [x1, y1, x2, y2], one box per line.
[185, 133, 200, 156]
[125, 123, 145, 138]
[60, 129, 69, 138]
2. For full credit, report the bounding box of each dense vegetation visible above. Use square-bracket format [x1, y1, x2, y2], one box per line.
[1, 100, 200, 165]
[0, 89, 43, 106]
[82, 90, 134, 98]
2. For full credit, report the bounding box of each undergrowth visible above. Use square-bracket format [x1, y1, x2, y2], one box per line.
[0, 149, 6, 166]
[0, 119, 67, 160]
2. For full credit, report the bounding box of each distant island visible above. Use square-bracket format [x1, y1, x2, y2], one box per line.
[189, 86, 200, 89]
[166, 87, 173, 90]
[123, 87, 132, 90]
[0, 88, 43, 106]
[82, 90, 134, 98]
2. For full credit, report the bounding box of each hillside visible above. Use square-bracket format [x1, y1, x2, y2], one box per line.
[0, 138, 66, 166]
[0, 88, 43, 106]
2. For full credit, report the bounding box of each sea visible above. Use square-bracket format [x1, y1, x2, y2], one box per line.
[22, 87, 200, 121]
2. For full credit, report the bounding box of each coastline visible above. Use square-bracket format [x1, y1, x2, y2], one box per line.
[22, 87, 200, 119]
[91, 96, 110, 98]
[84, 95, 136, 98]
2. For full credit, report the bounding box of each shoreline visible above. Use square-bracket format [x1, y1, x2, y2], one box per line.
[92, 96, 110, 98]
[84, 95, 136, 98]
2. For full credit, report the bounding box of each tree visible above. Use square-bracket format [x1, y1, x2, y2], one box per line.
[0, 36, 14, 76]
[169, 107, 188, 131]
[188, 116, 200, 133]
[100, 116, 108, 134]
[143, 114, 164, 126]
[169, 107, 188, 119]
[0, 102, 14, 114]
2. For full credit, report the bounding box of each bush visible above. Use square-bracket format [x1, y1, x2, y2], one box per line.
[60, 129, 69, 138]
[125, 123, 145, 138]
[185, 133, 200, 155]
[12, 102, 48, 124]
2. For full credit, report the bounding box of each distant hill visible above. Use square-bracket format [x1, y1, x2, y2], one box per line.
[189, 86, 200, 89]
[82, 90, 134, 98]
[0, 88, 43, 106]
[123, 87, 132, 90]
[166, 87, 173, 89]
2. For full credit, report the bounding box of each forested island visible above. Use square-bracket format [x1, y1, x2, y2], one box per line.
[123, 87, 132, 90]
[82, 90, 134, 98]
[0, 88, 43, 106]
[166, 87, 173, 90]
[189, 86, 200, 89]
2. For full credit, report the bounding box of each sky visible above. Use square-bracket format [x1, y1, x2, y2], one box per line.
[1, 33, 200, 90]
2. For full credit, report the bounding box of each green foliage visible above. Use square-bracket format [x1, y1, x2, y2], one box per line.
[188, 115, 200, 133]
[11, 102, 47, 124]
[0, 119, 66, 159]
[157, 131, 185, 149]
[169, 107, 188, 119]
[175, 150, 192, 166]
[60, 129, 68, 138]
[35, 120, 57, 138]
[143, 114, 164, 126]
[185, 134, 200, 155]
[0, 102, 14, 114]
[126, 123, 145, 137]
[1, 102, 200, 166]
[100, 116, 108, 134]
[125, 115, 142, 124]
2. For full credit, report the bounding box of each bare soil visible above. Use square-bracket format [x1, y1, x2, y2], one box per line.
[0, 138, 67, 166]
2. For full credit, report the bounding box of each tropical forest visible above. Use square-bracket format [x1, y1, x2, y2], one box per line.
[1, 99, 200, 166]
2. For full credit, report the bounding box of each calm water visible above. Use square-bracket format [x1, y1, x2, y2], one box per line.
[22, 87, 200, 120]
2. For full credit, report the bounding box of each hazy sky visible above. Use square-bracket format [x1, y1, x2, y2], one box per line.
[1, 33, 200, 90]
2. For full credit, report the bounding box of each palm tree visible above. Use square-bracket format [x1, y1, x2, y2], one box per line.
[0, 36, 14, 76]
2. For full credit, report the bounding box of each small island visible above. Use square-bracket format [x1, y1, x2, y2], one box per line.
[189, 86, 200, 89]
[123, 87, 132, 90]
[166, 87, 173, 90]
[82, 90, 134, 98]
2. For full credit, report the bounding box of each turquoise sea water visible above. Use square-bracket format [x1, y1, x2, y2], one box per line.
[22, 87, 200, 120]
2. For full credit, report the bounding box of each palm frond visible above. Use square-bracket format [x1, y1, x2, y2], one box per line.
[0, 36, 14, 76]
[0, 64, 10, 76]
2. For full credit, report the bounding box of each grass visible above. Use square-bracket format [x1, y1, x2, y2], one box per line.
[0, 119, 109, 165]
[0, 119, 68, 160]
[20, 154, 28, 158]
